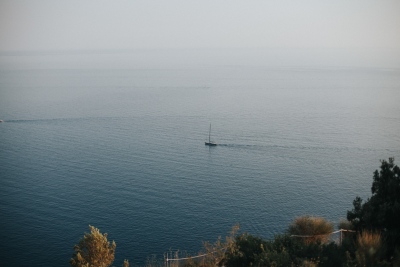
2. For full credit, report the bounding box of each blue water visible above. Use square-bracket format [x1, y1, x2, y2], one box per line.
[1, 53, 400, 266]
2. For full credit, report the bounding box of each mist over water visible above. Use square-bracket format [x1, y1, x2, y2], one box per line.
[1, 47, 400, 70]
[0, 51, 399, 266]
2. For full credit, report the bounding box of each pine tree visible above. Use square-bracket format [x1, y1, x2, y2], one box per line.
[70, 225, 116, 267]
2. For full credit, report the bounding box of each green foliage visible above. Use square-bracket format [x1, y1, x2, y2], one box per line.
[265, 234, 311, 266]
[70, 225, 116, 267]
[202, 224, 239, 266]
[270, 234, 352, 267]
[220, 234, 265, 267]
[220, 233, 270, 266]
[220, 233, 350, 267]
[68, 158, 400, 266]
[347, 158, 400, 257]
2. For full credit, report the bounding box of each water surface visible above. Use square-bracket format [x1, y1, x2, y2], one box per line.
[1, 53, 399, 266]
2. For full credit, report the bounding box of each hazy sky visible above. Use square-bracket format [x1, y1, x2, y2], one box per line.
[1, 0, 399, 52]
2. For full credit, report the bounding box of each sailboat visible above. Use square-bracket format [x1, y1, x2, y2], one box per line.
[205, 123, 217, 146]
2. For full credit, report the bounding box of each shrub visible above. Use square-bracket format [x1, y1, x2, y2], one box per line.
[288, 216, 334, 244]
[197, 224, 239, 266]
[338, 219, 353, 231]
[355, 231, 385, 267]
[70, 225, 116, 267]
[347, 158, 400, 260]
[220, 233, 270, 267]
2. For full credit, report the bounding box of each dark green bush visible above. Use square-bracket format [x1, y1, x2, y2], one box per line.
[347, 158, 400, 260]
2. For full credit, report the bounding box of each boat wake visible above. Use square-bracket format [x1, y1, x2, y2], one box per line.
[215, 143, 266, 149]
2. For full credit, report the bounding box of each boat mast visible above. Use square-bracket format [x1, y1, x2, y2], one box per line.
[209, 123, 211, 143]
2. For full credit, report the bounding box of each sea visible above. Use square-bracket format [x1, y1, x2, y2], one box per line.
[0, 50, 399, 266]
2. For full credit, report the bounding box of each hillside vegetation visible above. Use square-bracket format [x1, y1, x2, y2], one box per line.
[70, 158, 400, 267]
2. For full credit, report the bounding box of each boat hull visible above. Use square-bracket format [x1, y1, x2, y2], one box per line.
[205, 142, 217, 146]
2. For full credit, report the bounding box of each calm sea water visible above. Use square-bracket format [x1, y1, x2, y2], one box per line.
[1, 52, 400, 266]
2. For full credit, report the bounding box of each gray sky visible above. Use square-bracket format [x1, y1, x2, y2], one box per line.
[1, 0, 399, 51]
